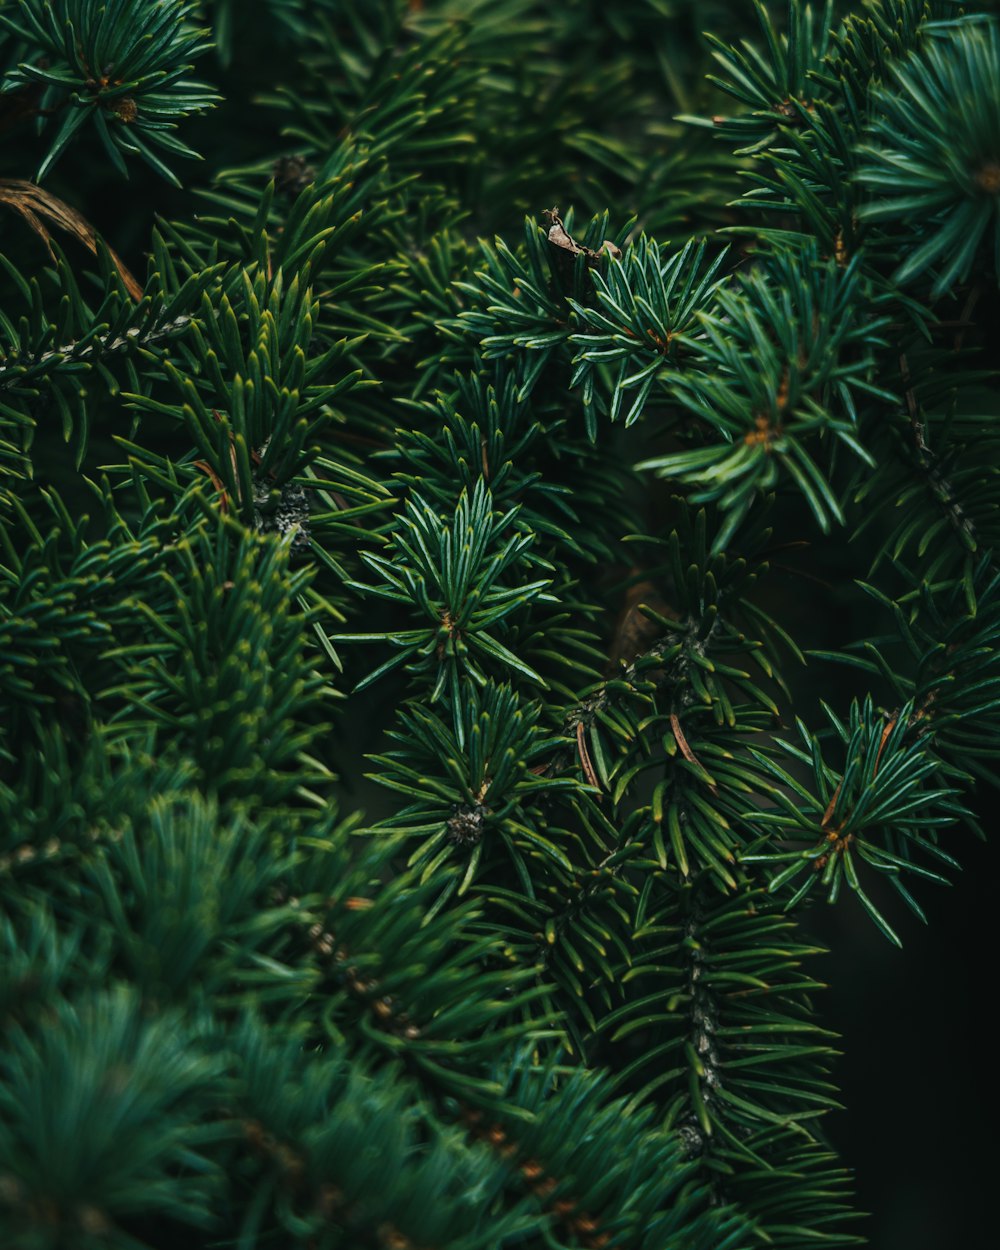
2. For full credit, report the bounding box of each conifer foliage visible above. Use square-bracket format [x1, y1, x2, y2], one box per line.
[1, 1, 996, 1246]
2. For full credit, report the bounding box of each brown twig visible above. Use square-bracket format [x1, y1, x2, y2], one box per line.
[0, 179, 142, 300]
[820, 782, 841, 832]
[576, 721, 601, 792]
[873, 715, 896, 777]
[670, 712, 718, 795]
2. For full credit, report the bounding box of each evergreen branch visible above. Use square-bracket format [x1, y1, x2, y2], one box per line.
[593, 881, 860, 1247]
[5, 1, 998, 1243]
[743, 695, 968, 941]
[1, 0, 219, 183]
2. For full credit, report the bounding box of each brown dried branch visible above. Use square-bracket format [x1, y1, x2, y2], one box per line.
[0, 179, 143, 301]
[576, 721, 601, 792]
